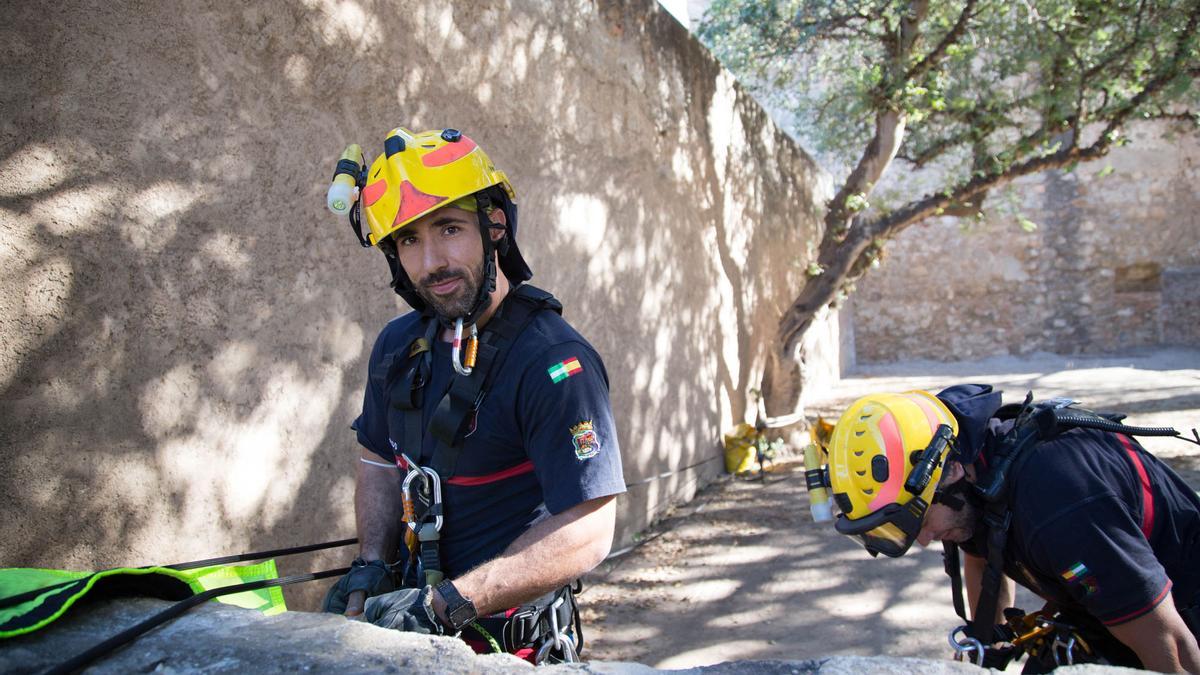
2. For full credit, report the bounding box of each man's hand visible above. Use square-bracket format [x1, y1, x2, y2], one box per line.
[361, 586, 443, 635]
[321, 558, 396, 616]
[1106, 592, 1200, 673]
[328, 447, 405, 616]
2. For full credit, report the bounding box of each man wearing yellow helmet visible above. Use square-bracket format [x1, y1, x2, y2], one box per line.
[824, 384, 1200, 672]
[321, 128, 624, 661]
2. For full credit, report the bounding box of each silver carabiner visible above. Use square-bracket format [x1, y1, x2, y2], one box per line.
[451, 319, 478, 376]
[400, 458, 443, 533]
[1052, 634, 1077, 666]
[534, 632, 578, 664]
[533, 596, 578, 664]
[948, 625, 984, 667]
[549, 596, 565, 651]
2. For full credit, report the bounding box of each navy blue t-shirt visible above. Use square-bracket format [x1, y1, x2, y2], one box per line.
[973, 427, 1200, 626]
[352, 301, 625, 578]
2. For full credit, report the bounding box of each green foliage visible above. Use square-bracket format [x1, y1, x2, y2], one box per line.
[698, 0, 1200, 190]
[844, 192, 870, 212]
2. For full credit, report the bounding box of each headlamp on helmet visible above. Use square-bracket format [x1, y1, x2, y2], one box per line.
[827, 391, 959, 558]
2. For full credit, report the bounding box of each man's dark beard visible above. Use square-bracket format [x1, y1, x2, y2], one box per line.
[415, 259, 485, 319]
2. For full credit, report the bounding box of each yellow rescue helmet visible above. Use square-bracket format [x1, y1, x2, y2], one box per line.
[829, 391, 959, 557]
[359, 128, 516, 246]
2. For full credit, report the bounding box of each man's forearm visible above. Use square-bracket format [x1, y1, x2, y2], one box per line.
[355, 451, 403, 561]
[442, 495, 617, 618]
[1108, 595, 1200, 673]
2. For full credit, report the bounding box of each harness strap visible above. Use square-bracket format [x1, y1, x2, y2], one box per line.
[943, 541, 967, 622]
[426, 284, 562, 478]
[970, 502, 1011, 645]
[397, 321, 437, 466]
[463, 582, 582, 661]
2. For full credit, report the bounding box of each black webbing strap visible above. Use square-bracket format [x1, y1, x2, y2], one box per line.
[970, 502, 1012, 645]
[427, 284, 561, 478]
[943, 541, 967, 622]
[391, 321, 437, 468]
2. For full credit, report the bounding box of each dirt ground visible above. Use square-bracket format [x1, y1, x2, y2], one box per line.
[580, 347, 1200, 668]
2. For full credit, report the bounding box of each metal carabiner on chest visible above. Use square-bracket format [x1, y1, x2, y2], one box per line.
[400, 453, 447, 586]
[400, 453, 444, 533]
[451, 318, 479, 376]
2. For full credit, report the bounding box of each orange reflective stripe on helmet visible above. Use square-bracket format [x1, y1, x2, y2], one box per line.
[828, 391, 960, 557]
[360, 128, 515, 246]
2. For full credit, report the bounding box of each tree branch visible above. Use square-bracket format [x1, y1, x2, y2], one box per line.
[904, 0, 978, 81]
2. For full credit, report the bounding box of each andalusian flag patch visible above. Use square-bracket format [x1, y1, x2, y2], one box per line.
[548, 357, 583, 383]
[1061, 562, 1088, 582]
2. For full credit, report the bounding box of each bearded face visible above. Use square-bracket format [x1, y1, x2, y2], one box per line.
[414, 256, 485, 320]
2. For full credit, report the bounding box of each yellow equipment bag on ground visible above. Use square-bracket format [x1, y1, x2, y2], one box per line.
[723, 423, 759, 474]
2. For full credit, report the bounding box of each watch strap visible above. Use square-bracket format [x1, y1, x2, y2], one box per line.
[435, 579, 477, 630]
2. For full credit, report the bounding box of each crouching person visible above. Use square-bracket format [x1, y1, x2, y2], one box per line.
[821, 385, 1200, 672]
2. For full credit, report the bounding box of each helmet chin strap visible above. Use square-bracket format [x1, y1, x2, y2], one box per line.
[382, 193, 504, 379]
[932, 473, 979, 512]
[445, 202, 501, 376]
[440, 193, 500, 328]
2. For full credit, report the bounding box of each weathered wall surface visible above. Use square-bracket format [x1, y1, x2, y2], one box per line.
[852, 122, 1200, 363]
[0, 0, 829, 608]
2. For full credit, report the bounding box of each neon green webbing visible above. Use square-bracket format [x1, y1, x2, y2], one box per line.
[0, 560, 286, 639]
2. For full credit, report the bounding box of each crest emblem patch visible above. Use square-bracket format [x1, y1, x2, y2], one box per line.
[570, 420, 600, 460]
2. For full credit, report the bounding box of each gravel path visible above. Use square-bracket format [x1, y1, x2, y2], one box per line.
[581, 348, 1200, 668]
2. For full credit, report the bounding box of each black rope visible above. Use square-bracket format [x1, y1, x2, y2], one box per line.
[167, 538, 357, 571]
[45, 566, 350, 675]
[623, 455, 722, 488]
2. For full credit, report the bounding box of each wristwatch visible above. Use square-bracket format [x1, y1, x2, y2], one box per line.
[435, 579, 477, 631]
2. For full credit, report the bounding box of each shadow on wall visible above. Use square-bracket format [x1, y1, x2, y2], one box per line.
[0, 0, 825, 608]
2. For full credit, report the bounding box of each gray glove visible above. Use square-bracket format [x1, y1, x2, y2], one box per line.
[322, 558, 396, 614]
[362, 585, 444, 635]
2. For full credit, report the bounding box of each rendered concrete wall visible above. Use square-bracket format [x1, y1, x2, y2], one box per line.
[0, 0, 829, 608]
[852, 122, 1200, 363]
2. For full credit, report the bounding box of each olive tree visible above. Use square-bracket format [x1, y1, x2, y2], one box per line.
[698, 0, 1199, 415]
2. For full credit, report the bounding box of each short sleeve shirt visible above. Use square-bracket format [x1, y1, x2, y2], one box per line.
[352, 303, 626, 578]
[978, 427, 1200, 626]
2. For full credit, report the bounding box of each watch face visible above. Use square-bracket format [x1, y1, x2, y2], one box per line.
[438, 581, 477, 629]
[448, 602, 476, 629]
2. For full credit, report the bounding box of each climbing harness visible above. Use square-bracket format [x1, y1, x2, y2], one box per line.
[465, 581, 584, 664]
[942, 392, 1198, 668]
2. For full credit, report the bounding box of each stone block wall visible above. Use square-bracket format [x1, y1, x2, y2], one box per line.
[852, 122, 1200, 363]
[0, 0, 829, 607]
